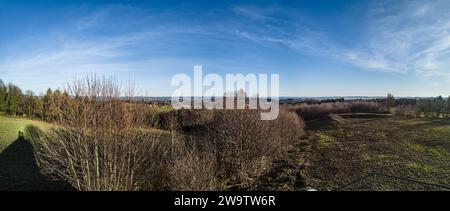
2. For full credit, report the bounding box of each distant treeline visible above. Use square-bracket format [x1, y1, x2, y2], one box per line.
[286, 93, 450, 120]
[1, 78, 449, 120]
[0, 79, 70, 120]
[393, 95, 450, 118]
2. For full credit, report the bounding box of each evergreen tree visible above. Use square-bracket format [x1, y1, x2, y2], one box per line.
[0, 79, 6, 112]
[23, 90, 36, 117]
[43, 88, 54, 120]
[35, 97, 44, 119]
[6, 83, 22, 116]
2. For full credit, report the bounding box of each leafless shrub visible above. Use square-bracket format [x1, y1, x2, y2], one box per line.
[290, 102, 351, 120]
[29, 75, 162, 191]
[146, 109, 214, 131]
[146, 108, 305, 191]
[394, 105, 417, 118]
[203, 109, 305, 189]
[166, 135, 219, 191]
[290, 101, 384, 121]
[349, 101, 382, 113]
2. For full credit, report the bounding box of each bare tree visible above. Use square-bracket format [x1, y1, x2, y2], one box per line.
[204, 109, 305, 189]
[29, 75, 162, 191]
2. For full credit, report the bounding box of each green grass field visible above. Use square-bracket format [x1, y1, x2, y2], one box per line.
[0, 116, 72, 191]
[0, 116, 52, 153]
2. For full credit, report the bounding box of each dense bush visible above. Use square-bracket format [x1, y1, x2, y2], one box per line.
[291, 102, 350, 121]
[164, 135, 219, 191]
[349, 101, 383, 113]
[289, 101, 384, 121]
[145, 109, 213, 131]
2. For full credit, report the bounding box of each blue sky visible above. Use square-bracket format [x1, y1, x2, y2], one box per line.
[1, 0, 450, 97]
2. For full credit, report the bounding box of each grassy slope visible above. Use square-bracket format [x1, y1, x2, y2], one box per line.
[0, 116, 52, 153]
[0, 115, 169, 191]
[0, 116, 72, 190]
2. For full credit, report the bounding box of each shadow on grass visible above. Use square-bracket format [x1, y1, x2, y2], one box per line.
[402, 118, 450, 131]
[338, 113, 394, 119]
[424, 119, 450, 126]
[0, 131, 74, 191]
[306, 118, 339, 131]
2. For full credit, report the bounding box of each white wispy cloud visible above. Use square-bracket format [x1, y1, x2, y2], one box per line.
[2, 1, 450, 95]
[234, 1, 450, 79]
[0, 31, 156, 73]
[363, 0, 450, 77]
[0, 7, 166, 92]
[232, 5, 276, 21]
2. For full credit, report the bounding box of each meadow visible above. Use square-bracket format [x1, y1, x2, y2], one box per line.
[0, 116, 51, 153]
[0, 116, 72, 190]
[282, 115, 450, 191]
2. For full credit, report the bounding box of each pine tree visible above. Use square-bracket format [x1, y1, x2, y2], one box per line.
[43, 88, 53, 120]
[6, 83, 22, 116]
[23, 90, 36, 117]
[0, 79, 6, 112]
